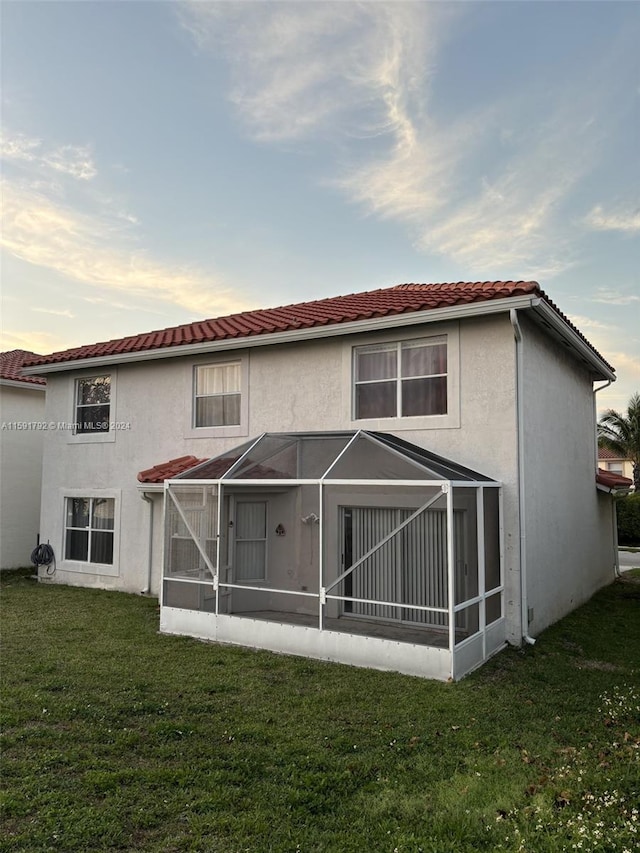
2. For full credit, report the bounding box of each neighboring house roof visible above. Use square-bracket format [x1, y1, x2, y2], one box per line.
[0, 350, 46, 386]
[598, 447, 617, 460]
[596, 468, 633, 491]
[597, 447, 628, 462]
[21, 281, 615, 378]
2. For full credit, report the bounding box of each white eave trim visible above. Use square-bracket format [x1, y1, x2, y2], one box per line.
[136, 483, 165, 493]
[530, 298, 615, 380]
[596, 482, 632, 496]
[0, 378, 46, 390]
[22, 295, 538, 375]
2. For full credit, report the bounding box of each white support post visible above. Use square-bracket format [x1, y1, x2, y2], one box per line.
[477, 487, 486, 662]
[446, 483, 455, 666]
[318, 480, 324, 631]
[498, 487, 505, 619]
[215, 483, 223, 615]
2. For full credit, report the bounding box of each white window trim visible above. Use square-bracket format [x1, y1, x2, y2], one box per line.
[66, 369, 117, 445]
[342, 323, 460, 430]
[184, 354, 249, 439]
[58, 488, 121, 577]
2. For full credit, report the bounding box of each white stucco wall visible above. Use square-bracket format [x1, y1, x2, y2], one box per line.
[36, 313, 523, 637]
[0, 384, 46, 568]
[520, 314, 614, 635]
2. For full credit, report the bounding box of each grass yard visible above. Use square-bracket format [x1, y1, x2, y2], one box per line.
[1, 571, 638, 853]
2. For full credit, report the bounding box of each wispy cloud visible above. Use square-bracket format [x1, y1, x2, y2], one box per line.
[566, 314, 615, 334]
[1, 180, 249, 317]
[591, 288, 640, 305]
[32, 308, 76, 319]
[181, 2, 621, 279]
[1, 130, 97, 181]
[181, 2, 400, 143]
[584, 204, 640, 234]
[0, 329, 75, 356]
[1, 125, 250, 318]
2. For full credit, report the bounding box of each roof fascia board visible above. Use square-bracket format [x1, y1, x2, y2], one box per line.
[136, 483, 164, 493]
[0, 378, 46, 390]
[530, 298, 615, 380]
[22, 295, 538, 375]
[595, 483, 631, 495]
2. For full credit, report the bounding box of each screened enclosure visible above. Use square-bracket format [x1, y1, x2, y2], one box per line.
[162, 431, 505, 680]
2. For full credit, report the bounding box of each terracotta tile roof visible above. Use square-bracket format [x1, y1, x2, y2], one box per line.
[138, 456, 207, 484]
[597, 447, 624, 460]
[138, 454, 298, 483]
[17, 281, 577, 367]
[0, 350, 46, 385]
[178, 456, 241, 480]
[596, 468, 633, 490]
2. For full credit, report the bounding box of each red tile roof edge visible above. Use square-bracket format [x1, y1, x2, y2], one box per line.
[21, 280, 613, 373]
[597, 447, 626, 460]
[0, 350, 46, 385]
[596, 468, 633, 490]
[137, 456, 206, 484]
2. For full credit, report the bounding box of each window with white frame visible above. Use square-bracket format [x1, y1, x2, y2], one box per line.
[193, 362, 241, 428]
[64, 497, 115, 565]
[75, 375, 111, 433]
[353, 337, 447, 420]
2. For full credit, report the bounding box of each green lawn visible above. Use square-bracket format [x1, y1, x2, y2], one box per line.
[1, 570, 638, 853]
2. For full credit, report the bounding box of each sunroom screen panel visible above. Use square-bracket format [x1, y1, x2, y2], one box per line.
[298, 436, 352, 478]
[329, 434, 428, 480]
[231, 435, 299, 479]
[164, 485, 219, 580]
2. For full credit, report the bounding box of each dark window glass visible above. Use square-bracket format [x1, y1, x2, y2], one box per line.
[402, 377, 448, 416]
[65, 529, 88, 561]
[76, 376, 110, 433]
[355, 382, 396, 419]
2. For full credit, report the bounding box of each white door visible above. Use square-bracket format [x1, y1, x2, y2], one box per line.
[234, 501, 267, 582]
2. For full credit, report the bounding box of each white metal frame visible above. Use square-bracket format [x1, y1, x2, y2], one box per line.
[161, 432, 505, 680]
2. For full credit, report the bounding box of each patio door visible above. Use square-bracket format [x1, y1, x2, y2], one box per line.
[233, 500, 267, 582]
[341, 506, 466, 628]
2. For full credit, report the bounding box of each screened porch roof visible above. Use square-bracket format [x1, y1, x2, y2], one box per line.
[165, 431, 499, 486]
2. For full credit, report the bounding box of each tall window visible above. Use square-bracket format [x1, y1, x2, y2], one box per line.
[194, 362, 241, 428]
[65, 497, 115, 564]
[354, 337, 447, 419]
[75, 376, 111, 433]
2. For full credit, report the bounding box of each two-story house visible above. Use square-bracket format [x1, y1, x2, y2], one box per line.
[0, 350, 46, 569]
[22, 281, 629, 680]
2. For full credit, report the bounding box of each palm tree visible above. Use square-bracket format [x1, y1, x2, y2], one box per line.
[598, 392, 640, 491]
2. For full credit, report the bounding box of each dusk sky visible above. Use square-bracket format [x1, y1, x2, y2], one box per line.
[1, 1, 638, 412]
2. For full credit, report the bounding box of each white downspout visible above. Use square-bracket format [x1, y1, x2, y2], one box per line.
[612, 497, 621, 579]
[593, 379, 612, 470]
[140, 492, 154, 595]
[510, 309, 536, 645]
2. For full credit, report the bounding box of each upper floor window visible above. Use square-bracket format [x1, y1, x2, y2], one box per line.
[194, 362, 241, 428]
[65, 497, 115, 565]
[353, 336, 447, 420]
[75, 375, 111, 433]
